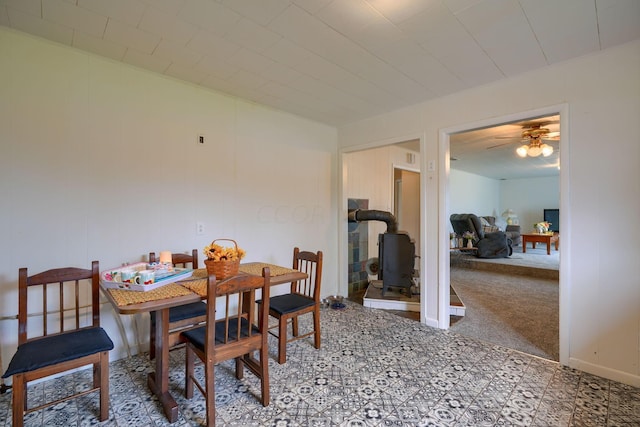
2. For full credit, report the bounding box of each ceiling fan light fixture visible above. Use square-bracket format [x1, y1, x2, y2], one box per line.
[528, 145, 542, 157]
[510, 123, 559, 158]
[516, 145, 528, 157]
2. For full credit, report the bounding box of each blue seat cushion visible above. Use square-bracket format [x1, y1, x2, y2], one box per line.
[268, 294, 315, 315]
[181, 318, 259, 351]
[2, 327, 114, 378]
[150, 301, 207, 323]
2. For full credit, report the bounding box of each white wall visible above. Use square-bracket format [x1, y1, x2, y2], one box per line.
[449, 169, 500, 224]
[0, 29, 338, 365]
[339, 40, 640, 386]
[449, 171, 560, 234]
[500, 176, 560, 232]
[344, 145, 420, 258]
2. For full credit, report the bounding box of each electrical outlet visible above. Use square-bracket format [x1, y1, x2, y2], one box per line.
[196, 222, 205, 236]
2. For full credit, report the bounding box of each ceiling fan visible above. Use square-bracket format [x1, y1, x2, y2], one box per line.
[488, 123, 559, 157]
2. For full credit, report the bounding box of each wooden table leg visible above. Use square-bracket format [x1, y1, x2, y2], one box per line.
[523, 235, 556, 255]
[147, 308, 179, 423]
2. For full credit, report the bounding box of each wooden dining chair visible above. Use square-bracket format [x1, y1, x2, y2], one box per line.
[1, 261, 114, 427]
[267, 247, 323, 364]
[148, 250, 207, 360]
[181, 268, 271, 426]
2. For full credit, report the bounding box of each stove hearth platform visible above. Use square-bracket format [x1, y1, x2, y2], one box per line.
[363, 280, 465, 317]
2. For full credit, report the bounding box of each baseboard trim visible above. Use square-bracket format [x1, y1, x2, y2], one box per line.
[423, 317, 439, 328]
[569, 357, 640, 387]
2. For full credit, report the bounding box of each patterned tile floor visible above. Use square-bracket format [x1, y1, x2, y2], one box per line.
[1, 301, 639, 426]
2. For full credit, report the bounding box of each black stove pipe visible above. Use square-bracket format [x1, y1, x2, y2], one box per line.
[348, 209, 398, 233]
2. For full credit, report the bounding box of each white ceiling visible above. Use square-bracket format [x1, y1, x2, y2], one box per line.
[449, 114, 561, 180]
[1, 0, 638, 128]
[395, 114, 561, 180]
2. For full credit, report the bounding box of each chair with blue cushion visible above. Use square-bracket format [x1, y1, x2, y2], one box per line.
[181, 267, 271, 426]
[148, 249, 207, 360]
[2, 261, 114, 427]
[267, 247, 323, 364]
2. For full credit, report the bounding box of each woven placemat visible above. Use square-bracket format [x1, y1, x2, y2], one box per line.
[108, 283, 193, 306]
[177, 264, 297, 297]
[239, 263, 298, 277]
[179, 278, 208, 297]
[187, 264, 298, 278]
[188, 269, 208, 279]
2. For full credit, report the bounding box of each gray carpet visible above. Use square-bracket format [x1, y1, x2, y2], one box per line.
[449, 264, 559, 361]
[479, 243, 559, 268]
[451, 244, 559, 279]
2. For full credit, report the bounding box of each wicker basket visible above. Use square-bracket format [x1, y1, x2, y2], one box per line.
[203, 239, 241, 279]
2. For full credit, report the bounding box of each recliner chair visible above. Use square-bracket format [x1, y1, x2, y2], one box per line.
[450, 213, 512, 258]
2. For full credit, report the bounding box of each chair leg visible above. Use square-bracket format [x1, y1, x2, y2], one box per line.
[185, 345, 194, 399]
[205, 357, 216, 427]
[313, 308, 321, 349]
[12, 374, 24, 427]
[98, 352, 110, 421]
[259, 345, 269, 406]
[277, 316, 288, 364]
[235, 357, 244, 380]
[291, 316, 299, 337]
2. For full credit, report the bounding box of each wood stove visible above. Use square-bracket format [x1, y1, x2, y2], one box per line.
[348, 209, 416, 296]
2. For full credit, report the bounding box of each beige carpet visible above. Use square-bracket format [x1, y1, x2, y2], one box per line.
[449, 265, 559, 361]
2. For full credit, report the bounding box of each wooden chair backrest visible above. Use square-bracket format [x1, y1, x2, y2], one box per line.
[291, 247, 323, 302]
[149, 249, 198, 268]
[18, 261, 100, 345]
[205, 268, 270, 357]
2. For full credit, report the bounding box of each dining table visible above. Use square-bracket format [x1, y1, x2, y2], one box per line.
[100, 262, 307, 423]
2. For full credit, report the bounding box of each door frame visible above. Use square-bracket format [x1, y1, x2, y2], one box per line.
[339, 134, 427, 319]
[438, 103, 570, 365]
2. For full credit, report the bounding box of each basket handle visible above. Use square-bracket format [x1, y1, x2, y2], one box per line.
[211, 239, 238, 250]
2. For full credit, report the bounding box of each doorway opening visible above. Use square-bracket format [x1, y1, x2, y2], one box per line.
[343, 139, 422, 321]
[441, 107, 567, 362]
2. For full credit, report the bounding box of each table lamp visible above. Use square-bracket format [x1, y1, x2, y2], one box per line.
[501, 209, 518, 225]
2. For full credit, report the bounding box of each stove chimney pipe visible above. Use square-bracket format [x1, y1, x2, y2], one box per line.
[348, 209, 398, 233]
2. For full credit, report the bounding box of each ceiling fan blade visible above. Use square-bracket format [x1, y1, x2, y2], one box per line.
[541, 133, 560, 141]
[486, 141, 515, 149]
[521, 119, 560, 128]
